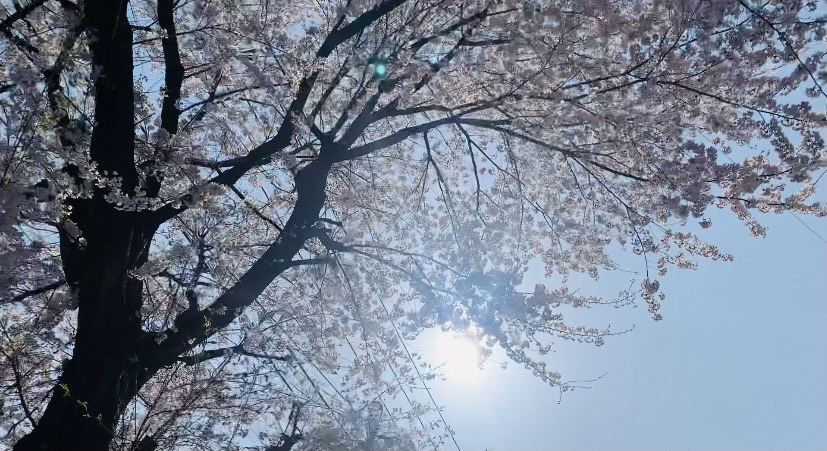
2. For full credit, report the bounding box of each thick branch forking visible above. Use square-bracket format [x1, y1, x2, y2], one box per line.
[330, 13, 508, 143]
[337, 90, 384, 147]
[145, 157, 334, 369]
[154, 0, 413, 223]
[311, 3, 505, 147]
[151, 72, 320, 225]
[211, 72, 320, 187]
[142, 0, 514, 372]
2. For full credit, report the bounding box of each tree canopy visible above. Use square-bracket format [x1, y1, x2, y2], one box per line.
[0, 0, 824, 449]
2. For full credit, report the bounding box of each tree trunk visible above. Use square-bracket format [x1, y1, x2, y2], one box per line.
[10, 3, 342, 447]
[14, 199, 158, 451]
[14, 1, 144, 447]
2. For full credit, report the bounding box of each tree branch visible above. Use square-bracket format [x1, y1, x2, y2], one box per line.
[1, 280, 66, 305]
[316, 0, 408, 58]
[145, 157, 334, 369]
[340, 117, 510, 162]
[0, 0, 47, 33]
[736, 0, 827, 99]
[176, 344, 289, 366]
[85, 0, 139, 191]
[209, 72, 319, 187]
[152, 72, 321, 224]
[158, 0, 185, 134]
[0, 347, 37, 428]
[157, 0, 414, 221]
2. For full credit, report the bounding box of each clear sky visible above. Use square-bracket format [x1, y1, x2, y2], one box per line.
[418, 200, 826, 451]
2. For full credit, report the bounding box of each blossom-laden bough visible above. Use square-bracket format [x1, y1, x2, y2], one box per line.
[0, 0, 824, 449]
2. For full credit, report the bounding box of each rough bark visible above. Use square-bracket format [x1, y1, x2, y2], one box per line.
[14, 205, 158, 451]
[13, 1, 146, 449]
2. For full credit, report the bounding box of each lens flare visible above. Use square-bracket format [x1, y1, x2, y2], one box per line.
[431, 332, 484, 385]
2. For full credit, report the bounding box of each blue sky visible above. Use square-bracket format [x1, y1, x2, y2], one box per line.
[420, 201, 826, 450]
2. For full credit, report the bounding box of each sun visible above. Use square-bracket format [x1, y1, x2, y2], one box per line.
[430, 331, 484, 385]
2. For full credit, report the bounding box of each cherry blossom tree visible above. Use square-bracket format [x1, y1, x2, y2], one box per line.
[1, 0, 825, 449]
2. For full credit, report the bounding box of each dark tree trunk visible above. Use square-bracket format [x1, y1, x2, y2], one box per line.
[13, 0, 151, 449]
[14, 202, 158, 451]
[12, 0, 341, 447]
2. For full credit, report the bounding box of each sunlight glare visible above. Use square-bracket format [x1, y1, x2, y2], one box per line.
[431, 332, 485, 386]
